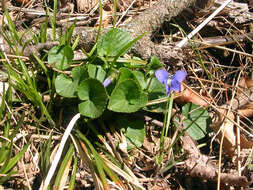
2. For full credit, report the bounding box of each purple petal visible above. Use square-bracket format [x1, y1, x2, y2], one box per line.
[170, 79, 181, 92]
[103, 77, 113, 87]
[155, 69, 169, 84]
[164, 80, 171, 95]
[172, 70, 186, 83]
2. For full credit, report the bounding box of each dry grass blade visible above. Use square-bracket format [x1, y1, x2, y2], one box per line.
[41, 113, 80, 190]
[102, 156, 145, 190]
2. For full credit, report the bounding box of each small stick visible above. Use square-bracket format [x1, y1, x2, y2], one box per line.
[115, 0, 137, 27]
[176, 0, 233, 48]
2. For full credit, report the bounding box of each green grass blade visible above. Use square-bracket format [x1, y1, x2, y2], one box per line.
[96, 0, 103, 43]
[53, 143, 74, 189]
[1, 28, 17, 53]
[102, 161, 125, 188]
[67, 155, 77, 190]
[4, 9, 20, 44]
[0, 171, 17, 185]
[51, 0, 58, 41]
[0, 146, 9, 164]
[33, 54, 52, 90]
[40, 135, 52, 179]
[76, 130, 110, 190]
[0, 140, 13, 174]
[72, 34, 80, 50]
[0, 83, 6, 120]
[72, 136, 101, 190]
[64, 21, 77, 46]
[9, 112, 25, 140]
[40, 16, 49, 43]
[1, 143, 29, 174]
[4, 62, 54, 124]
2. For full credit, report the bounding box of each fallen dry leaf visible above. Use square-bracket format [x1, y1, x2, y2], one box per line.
[236, 77, 253, 117]
[244, 77, 253, 88]
[211, 109, 253, 157]
[211, 109, 236, 157]
[76, 0, 98, 13]
[174, 83, 210, 107]
[94, 8, 112, 28]
[15, 0, 30, 5]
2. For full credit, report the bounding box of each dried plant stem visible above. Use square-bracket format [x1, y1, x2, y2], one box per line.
[176, 0, 233, 48]
[236, 115, 241, 176]
[115, 0, 137, 27]
[41, 113, 81, 190]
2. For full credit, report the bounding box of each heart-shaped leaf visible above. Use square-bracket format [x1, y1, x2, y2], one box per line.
[48, 45, 73, 70]
[116, 115, 145, 149]
[182, 103, 211, 140]
[87, 64, 106, 83]
[108, 79, 147, 113]
[55, 67, 88, 98]
[77, 78, 108, 118]
[55, 74, 78, 98]
[118, 68, 146, 90]
[97, 28, 131, 57]
[118, 68, 136, 84]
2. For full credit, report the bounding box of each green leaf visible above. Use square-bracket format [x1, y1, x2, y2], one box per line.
[144, 78, 167, 113]
[55, 74, 78, 97]
[55, 67, 88, 98]
[88, 64, 106, 83]
[118, 68, 146, 89]
[72, 66, 88, 82]
[182, 103, 211, 140]
[48, 45, 73, 70]
[97, 28, 131, 57]
[118, 68, 135, 84]
[77, 78, 108, 118]
[132, 70, 146, 90]
[108, 79, 148, 113]
[146, 56, 163, 76]
[116, 116, 145, 149]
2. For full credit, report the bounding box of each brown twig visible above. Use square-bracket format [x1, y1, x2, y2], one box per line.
[181, 135, 250, 187]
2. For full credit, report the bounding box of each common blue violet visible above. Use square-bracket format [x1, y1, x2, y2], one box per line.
[103, 77, 113, 87]
[155, 69, 186, 96]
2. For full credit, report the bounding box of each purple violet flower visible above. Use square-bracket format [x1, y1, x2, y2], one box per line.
[103, 77, 113, 87]
[155, 69, 186, 96]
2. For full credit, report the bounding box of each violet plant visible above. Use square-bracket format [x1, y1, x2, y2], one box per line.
[154, 69, 186, 163]
[53, 28, 187, 159]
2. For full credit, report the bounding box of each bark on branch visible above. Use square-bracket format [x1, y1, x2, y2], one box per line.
[182, 135, 251, 187]
[1, 0, 199, 62]
[60, 0, 199, 61]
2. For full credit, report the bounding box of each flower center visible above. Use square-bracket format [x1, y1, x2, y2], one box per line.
[167, 76, 172, 86]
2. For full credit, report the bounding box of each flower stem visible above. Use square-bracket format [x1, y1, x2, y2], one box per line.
[164, 93, 174, 138]
[158, 93, 174, 164]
